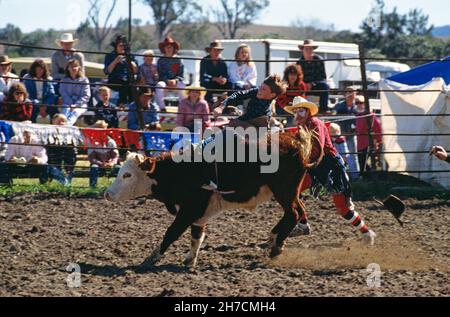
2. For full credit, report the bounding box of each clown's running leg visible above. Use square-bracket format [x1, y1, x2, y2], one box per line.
[333, 193, 376, 245]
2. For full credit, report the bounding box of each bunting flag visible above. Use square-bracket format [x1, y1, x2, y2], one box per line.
[0, 120, 13, 142]
[123, 130, 142, 151]
[142, 131, 200, 152]
[8, 121, 84, 146]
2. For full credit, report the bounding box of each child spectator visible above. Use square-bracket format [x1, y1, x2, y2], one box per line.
[59, 59, 91, 126]
[0, 83, 33, 122]
[94, 86, 119, 128]
[176, 85, 210, 132]
[0, 129, 47, 185]
[228, 44, 257, 91]
[200, 42, 230, 103]
[155, 37, 186, 111]
[88, 120, 121, 187]
[329, 123, 359, 181]
[138, 50, 158, 88]
[23, 59, 58, 123]
[0, 55, 20, 99]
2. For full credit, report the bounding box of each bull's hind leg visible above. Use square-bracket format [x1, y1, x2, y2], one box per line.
[183, 225, 206, 268]
[268, 188, 301, 258]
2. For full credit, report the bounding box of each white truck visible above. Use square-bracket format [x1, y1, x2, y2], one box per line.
[216, 39, 362, 90]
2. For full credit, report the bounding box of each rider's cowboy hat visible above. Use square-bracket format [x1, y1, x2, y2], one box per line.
[298, 39, 319, 51]
[55, 33, 79, 47]
[205, 41, 225, 53]
[284, 96, 319, 117]
[158, 37, 181, 54]
[374, 195, 406, 226]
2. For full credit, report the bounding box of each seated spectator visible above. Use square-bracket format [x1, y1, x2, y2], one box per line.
[0, 128, 47, 186]
[127, 87, 160, 131]
[334, 86, 360, 175]
[0, 130, 6, 162]
[155, 37, 186, 111]
[0, 55, 20, 99]
[176, 85, 210, 132]
[296, 39, 330, 113]
[88, 120, 120, 187]
[42, 114, 77, 186]
[228, 44, 257, 91]
[23, 59, 58, 123]
[200, 42, 230, 104]
[275, 64, 308, 125]
[355, 96, 383, 175]
[94, 86, 119, 128]
[0, 83, 33, 122]
[430, 146, 450, 164]
[104, 34, 138, 107]
[59, 59, 91, 126]
[329, 123, 359, 181]
[138, 50, 158, 88]
[51, 33, 85, 82]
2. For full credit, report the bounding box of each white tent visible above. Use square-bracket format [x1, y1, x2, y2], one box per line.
[380, 78, 450, 188]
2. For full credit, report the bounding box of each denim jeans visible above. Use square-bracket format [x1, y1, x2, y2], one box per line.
[89, 164, 121, 187]
[308, 82, 330, 113]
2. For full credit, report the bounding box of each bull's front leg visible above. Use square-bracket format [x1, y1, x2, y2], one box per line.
[183, 225, 206, 268]
[140, 208, 197, 269]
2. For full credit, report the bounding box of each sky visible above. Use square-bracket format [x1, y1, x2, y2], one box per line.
[0, 0, 448, 33]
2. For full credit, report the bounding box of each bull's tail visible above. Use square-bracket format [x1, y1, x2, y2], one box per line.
[295, 126, 324, 170]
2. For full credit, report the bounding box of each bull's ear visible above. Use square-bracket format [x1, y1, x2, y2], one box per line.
[134, 154, 145, 166]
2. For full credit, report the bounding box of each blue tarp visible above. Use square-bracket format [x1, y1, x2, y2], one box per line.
[0, 121, 13, 142]
[387, 56, 450, 85]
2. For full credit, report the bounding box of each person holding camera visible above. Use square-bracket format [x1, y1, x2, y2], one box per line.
[104, 34, 138, 108]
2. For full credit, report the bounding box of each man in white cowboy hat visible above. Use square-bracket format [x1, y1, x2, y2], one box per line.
[0, 55, 20, 98]
[285, 96, 376, 245]
[200, 41, 230, 103]
[51, 33, 85, 81]
[296, 39, 330, 113]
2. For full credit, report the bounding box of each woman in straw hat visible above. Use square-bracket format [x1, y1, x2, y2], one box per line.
[175, 85, 210, 132]
[285, 96, 376, 245]
[51, 33, 85, 82]
[155, 37, 186, 111]
[0, 55, 20, 97]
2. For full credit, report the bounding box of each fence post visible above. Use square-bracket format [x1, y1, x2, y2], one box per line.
[358, 41, 377, 177]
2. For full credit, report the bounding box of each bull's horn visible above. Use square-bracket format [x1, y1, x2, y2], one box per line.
[139, 157, 156, 174]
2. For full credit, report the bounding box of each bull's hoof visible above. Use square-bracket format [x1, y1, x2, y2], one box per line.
[183, 256, 197, 268]
[269, 246, 283, 258]
[139, 249, 162, 268]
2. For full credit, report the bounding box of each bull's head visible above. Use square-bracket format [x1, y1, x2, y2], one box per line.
[105, 152, 158, 202]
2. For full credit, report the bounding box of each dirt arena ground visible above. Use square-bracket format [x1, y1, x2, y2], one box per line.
[0, 193, 448, 297]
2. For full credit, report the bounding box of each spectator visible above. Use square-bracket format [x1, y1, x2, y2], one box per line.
[200, 41, 230, 104]
[59, 59, 91, 126]
[176, 85, 210, 132]
[23, 59, 58, 123]
[296, 39, 330, 113]
[334, 86, 360, 177]
[51, 33, 85, 82]
[329, 123, 359, 181]
[355, 96, 383, 175]
[104, 34, 138, 107]
[0, 128, 47, 186]
[155, 37, 186, 111]
[0, 83, 33, 122]
[0, 55, 20, 99]
[88, 120, 120, 187]
[127, 87, 160, 130]
[42, 114, 77, 186]
[430, 146, 450, 164]
[228, 44, 257, 91]
[275, 64, 308, 125]
[138, 49, 158, 88]
[94, 86, 119, 128]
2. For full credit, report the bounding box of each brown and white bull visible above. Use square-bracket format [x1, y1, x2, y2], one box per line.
[105, 131, 315, 268]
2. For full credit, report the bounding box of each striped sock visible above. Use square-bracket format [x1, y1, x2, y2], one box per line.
[343, 210, 369, 233]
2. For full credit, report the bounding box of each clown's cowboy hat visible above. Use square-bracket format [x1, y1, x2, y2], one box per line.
[284, 96, 319, 117]
[158, 37, 181, 54]
[55, 33, 79, 47]
[298, 39, 319, 51]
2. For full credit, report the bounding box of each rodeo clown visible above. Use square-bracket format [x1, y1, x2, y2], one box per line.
[285, 96, 376, 245]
